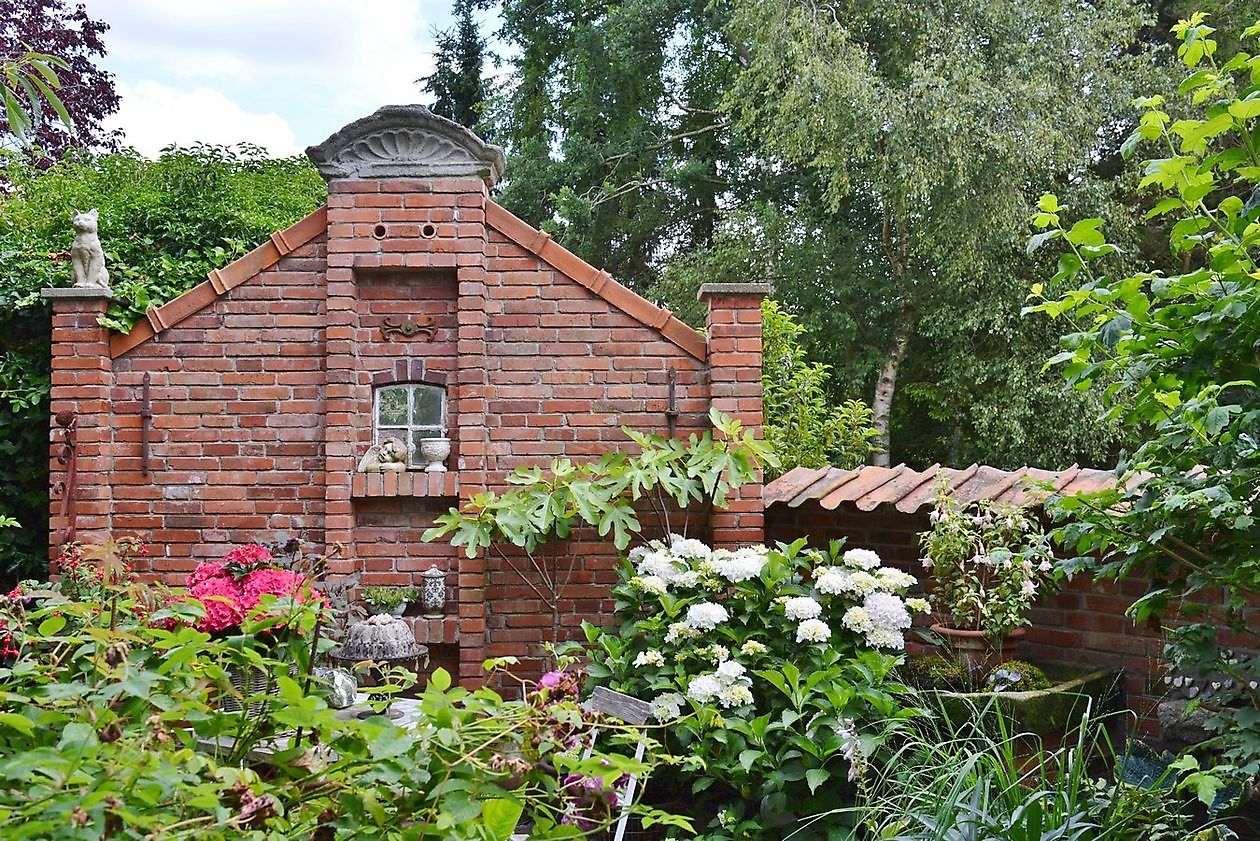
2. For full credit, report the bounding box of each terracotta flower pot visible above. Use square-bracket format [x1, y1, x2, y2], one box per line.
[930, 623, 1026, 673]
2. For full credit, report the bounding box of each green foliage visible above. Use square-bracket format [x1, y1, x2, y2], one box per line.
[359, 586, 417, 610]
[421, 0, 491, 133]
[583, 538, 926, 839]
[0, 47, 71, 150]
[0, 146, 325, 582]
[0, 581, 679, 838]
[828, 701, 1220, 840]
[919, 488, 1055, 638]
[760, 299, 878, 477]
[1027, 14, 1260, 786]
[423, 410, 775, 646]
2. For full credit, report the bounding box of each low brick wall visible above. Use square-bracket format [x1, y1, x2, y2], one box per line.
[766, 500, 1173, 735]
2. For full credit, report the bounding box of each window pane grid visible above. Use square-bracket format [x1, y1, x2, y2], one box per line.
[374, 384, 447, 469]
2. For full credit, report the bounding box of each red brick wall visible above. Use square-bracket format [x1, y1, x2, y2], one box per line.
[47, 172, 764, 686]
[766, 501, 1169, 734]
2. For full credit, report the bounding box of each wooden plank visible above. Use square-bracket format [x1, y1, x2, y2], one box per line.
[582, 686, 652, 726]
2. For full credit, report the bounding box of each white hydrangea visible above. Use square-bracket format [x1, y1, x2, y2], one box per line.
[669, 534, 712, 561]
[684, 601, 729, 631]
[665, 622, 697, 643]
[686, 674, 724, 704]
[632, 574, 669, 596]
[814, 566, 849, 595]
[842, 606, 873, 634]
[876, 568, 917, 592]
[718, 684, 754, 708]
[796, 618, 832, 644]
[651, 692, 684, 721]
[905, 597, 931, 614]
[674, 571, 702, 589]
[784, 596, 823, 621]
[703, 644, 730, 664]
[633, 649, 665, 668]
[636, 549, 687, 583]
[711, 547, 768, 582]
[864, 592, 911, 631]
[739, 640, 767, 657]
[627, 545, 650, 564]
[843, 548, 883, 570]
[688, 659, 754, 708]
[846, 571, 880, 597]
[866, 627, 904, 649]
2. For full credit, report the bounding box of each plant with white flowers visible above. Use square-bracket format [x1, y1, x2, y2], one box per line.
[581, 534, 928, 836]
[919, 484, 1055, 638]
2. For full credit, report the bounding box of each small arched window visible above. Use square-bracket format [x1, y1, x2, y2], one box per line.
[374, 383, 446, 468]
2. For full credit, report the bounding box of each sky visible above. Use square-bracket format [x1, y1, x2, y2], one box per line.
[86, 1, 468, 159]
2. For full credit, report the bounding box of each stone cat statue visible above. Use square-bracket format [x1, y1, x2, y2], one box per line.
[71, 209, 110, 289]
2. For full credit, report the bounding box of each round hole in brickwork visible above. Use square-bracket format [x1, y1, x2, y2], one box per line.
[420, 222, 438, 239]
[372, 224, 388, 240]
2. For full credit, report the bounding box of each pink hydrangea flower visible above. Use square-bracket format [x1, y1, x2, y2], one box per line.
[242, 568, 308, 609]
[186, 561, 228, 589]
[189, 576, 246, 633]
[223, 543, 272, 568]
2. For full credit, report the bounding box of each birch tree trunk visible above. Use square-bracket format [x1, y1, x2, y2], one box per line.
[870, 319, 909, 467]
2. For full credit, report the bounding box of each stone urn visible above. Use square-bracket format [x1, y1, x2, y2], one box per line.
[332, 614, 428, 664]
[931, 624, 1025, 673]
[419, 437, 451, 472]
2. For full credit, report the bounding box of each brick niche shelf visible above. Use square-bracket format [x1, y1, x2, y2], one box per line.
[351, 471, 460, 499]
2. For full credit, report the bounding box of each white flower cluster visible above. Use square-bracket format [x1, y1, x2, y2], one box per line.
[687, 660, 754, 708]
[633, 649, 665, 668]
[650, 692, 684, 722]
[684, 601, 729, 631]
[710, 546, 769, 582]
[814, 547, 927, 650]
[796, 618, 832, 644]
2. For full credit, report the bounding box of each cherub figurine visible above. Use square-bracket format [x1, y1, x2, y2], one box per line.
[356, 436, 409, 472]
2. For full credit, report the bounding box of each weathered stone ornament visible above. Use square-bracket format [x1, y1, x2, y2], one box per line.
[313, 666, 358, 709]
[419, 437, 451, 473]
[70, 209, 110, 289]
[305, 104, 506, 188]
[356, 436, 408, 473]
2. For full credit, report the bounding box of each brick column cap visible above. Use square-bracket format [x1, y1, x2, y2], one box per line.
[42, 287, 112, 301]
[697, 282, 771, 301]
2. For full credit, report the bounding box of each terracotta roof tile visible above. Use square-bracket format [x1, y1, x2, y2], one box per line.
[766, 462, 1127, 514]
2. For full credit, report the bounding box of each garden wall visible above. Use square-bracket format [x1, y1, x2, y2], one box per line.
[766, 486, 1171, 735]
[43, 105, 766, 684]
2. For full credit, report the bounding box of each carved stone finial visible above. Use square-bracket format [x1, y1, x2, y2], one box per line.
[306, 105, 506, 188]
[70, 208, 110, 290]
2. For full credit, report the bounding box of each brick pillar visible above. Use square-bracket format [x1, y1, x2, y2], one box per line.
[42, 287, 114, 556]
[699, 283, 768, 549]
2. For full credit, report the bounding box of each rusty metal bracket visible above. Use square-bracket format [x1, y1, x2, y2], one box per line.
[381, 315, 437, 342]
[666, 367, 679, 437]
[52, 410, 78, 545]
[140, 372, 152, 474]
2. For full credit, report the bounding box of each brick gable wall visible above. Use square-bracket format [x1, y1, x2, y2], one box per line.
[45, 110, 766, 684]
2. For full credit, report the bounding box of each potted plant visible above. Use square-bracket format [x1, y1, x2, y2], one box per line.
[361, 585, 418, 617]
[919, 486, 1054, 671]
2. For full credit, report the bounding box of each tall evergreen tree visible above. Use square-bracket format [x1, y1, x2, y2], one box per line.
[421, 0, 489, 133]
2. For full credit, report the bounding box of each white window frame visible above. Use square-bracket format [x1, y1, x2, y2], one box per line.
[374, 383, 446, 468]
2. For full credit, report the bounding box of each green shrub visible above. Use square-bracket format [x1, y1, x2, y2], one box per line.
[359, 586, 417, 610]
[0, 570, 686, 838]
[582, 537, 929, 839]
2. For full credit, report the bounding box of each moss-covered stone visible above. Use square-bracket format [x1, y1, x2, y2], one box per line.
[984, 659, 1051, 692]
[902, 653, 970, 691]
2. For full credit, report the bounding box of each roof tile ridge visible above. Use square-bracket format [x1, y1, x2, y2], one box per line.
[485, 200, 705, 361]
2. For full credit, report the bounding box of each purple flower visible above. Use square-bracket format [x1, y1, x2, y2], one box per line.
[540, 671, 564, 688]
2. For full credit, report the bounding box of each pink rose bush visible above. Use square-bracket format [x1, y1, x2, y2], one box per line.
[179, 544, 322, 634]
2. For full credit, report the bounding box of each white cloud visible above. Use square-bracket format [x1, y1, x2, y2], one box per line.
[92, 0, 441, 148]
[107, 81, 301, 158]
